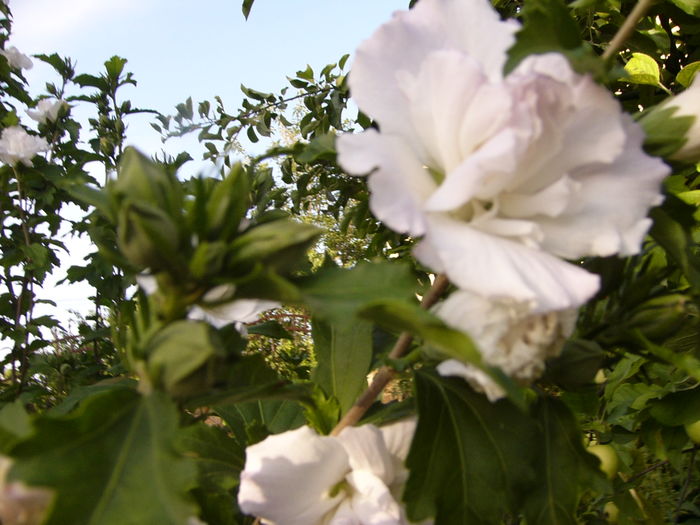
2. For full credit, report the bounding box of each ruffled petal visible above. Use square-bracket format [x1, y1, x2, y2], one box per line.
[337, 426, 394, 483]
[349, 0, 518, 133]
[436, 359, 506, 401]
[537, 116, 667, 258]
[238, 426, 348, 525]
[337, 130, 436, 236]
[418, 215, 600, 311]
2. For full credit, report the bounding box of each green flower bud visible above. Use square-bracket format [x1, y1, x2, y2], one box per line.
[625, 294, 688, 341]
[117, 201, 181, 271]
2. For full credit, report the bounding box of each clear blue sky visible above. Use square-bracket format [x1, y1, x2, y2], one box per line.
[4, 0, 408, 329]
[12, 0, 407, 156]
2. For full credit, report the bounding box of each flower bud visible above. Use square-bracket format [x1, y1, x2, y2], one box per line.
[117, 202, 181, 271]
[625, 294, 689, 341]
[640, 77, 700, 163]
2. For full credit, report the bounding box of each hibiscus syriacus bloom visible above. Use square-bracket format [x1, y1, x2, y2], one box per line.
[337, 0, 669, 312]
[238, 420, 427, 525]
[0, 46, 32, 70]
[434, 290, 575, 401]
[0, 126, 48, 167]
[27, 99, 66, 124]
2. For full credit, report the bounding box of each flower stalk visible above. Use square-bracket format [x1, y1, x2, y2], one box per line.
[602, 0, 655, 61]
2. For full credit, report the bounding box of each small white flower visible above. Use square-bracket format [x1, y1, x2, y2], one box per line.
[0, 46, 32, 70]
[0, 456, 52, 525]
[434, 290, 576, 401]
[337, 0, 668, 313]
[0, 126, 48, 167]
[27, 99, 65, 124]
[238, 420, 426, 525]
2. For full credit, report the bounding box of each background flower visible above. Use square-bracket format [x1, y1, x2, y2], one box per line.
[0, 126, 48, 167]
[27, 98, 65, 124]
[337, 0, 668, 312]
[0, 45, 32, 70]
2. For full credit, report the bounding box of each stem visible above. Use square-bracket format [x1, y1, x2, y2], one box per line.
[330, 274, 450, 436]
[602, 0, 655, 61]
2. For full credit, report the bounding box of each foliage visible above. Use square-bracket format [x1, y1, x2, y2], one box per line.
[0, 0, 698, 523]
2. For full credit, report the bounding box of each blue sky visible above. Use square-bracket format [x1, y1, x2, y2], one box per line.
[12, 0, 407, 156]
[4, 0, 408, 329]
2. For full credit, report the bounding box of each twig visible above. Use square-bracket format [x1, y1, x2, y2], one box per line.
[602, 0, 655, 61]
[330, 274, 450, 436]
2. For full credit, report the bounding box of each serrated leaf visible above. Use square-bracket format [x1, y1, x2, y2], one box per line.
[0, 401, 32, 453]
[623, 53, 661, 87]
[523, 397, 606, 525]
[11, 390, 196, 525]
[311, 317, 373, 415]
[216, 398, 305, 446]
[404, 371, 537, 524]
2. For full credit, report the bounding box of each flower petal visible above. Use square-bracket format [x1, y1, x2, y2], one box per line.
[418, 215, 600, 311]
[337, 425, 394, 484]
[238, 426, 348, 525]
[337, 130, 435, 236]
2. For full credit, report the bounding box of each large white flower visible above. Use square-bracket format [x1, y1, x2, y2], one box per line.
[0, 46, 32, 70]
[27, 99, 66, 124]
[433, 290, 575, 401]
[0, 126, 48, 167]
[238, 420, 426, 525]
[337, 0, 669, 312]
[0, 456, 52, 525]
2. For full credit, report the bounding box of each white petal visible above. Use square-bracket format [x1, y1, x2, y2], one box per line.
[238, 426, 348, 525]
[337, 130, 435, 236]
[379, 419, 416, 462]
[419, 215, 600, 312]
[437, 359, 506, 401]
[135, 274, 158, 295]
[337, 425, 394, 484]
[537, 116, 668, 258]
[343, 470, 406, 525]
[348, 0, 517, 133]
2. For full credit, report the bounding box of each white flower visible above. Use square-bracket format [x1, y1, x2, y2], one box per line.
[0, 456, 52, 525]
[337, 0, 668, 313]
[238, 420, 427, 525]
[135, 276, 278, 333]
[0, 46, 32, 70]
[434, 290, 576, 401]
[27, 99, 65, 124]
[188, 283, 279, 333]
[0, 126, 48, 167]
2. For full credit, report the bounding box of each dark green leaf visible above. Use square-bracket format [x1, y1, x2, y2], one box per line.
[11, 390, 197, 525]
[404, 371, 536, 524]
[649, 387, 700, 426]
[311, 317, 373, 414]
[242, 1, 255, 20]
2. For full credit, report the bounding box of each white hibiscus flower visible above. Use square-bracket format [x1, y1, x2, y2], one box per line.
[0, 126, 48, 167]
[337, 0, 668, 312]
[238, 419, 428, 525]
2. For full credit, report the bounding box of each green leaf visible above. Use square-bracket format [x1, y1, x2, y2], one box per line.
[0, 401, 32, 453]
[311, 317, 373, 415]
[676, 61, 700, 88]
[298, 261, 416, 326]
[404, 371, 537, 524]
[543, 339, 604, 390]
[247, 320, 293, 339]
[623, 53, 661, 87]
[669, 0, 700, 16]
[294, 133, 336, 164]
[242, 1, 255, 20]
[638, 105, 695, 159]
[505, 0, 586, 73]
[146, 321, 225, 396]
[649, 196, 700, 291]
[11, 390, 196, 525]
[649, 387, 700, 426]
[523, 397, 606, 525]
[216, 398, 305, 445]
[177, 423, 244, 491]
